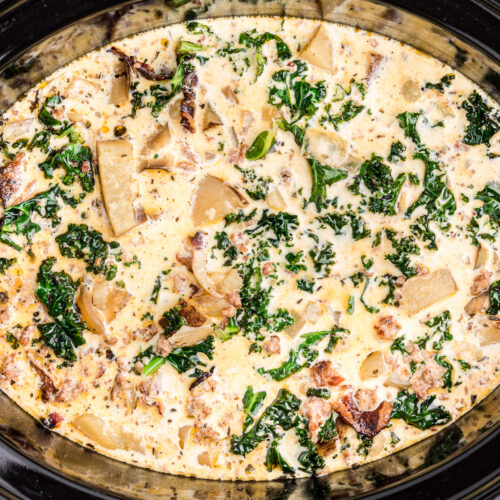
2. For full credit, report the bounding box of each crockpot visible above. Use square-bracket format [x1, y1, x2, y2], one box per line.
[0, 0, 498, 498]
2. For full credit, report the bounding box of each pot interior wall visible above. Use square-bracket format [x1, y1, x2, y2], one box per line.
[0, 0, 498, 498]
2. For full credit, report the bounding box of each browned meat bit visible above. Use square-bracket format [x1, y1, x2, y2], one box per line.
[156, 335, 173, 356]
[470, 271, 492, 296]
[354, 388, 378, 411]
[0, 353, 20, 382]
[28, 354, 58, 401]
[374, 315, 401, 340]
[180, 70, 198, 133]
[333, 394, 392, 438]
[176, 237, 193, 270]
[0, 152, 25, 208]
[187, 396, 220, 440]
[262, 262, 274, 276]
[178, 300, 206, 327]
[192, 231, 206, 250]
[299, 397, 332, 440]
[310, 360, 344, 387]
[367, 52, 385, 83]
[109, 46, 174, 81]
[55, 379, 84, 403]
[19, 325, 35, 346]
[406, 345, 447, 399]
[111, 373, 135, 411]
[263, 335, 281, 355]
[226, 290, 242, 308]
[134, 323, 159, 341]
[42, 411, 64, 429]
[221, 305, 236, 317]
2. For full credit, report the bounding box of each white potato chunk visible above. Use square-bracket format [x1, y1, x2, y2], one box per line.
[478, 326, 500, 346]
[402, 269, 457, 315]
[92, 280, 129, 323]
[143, 125, 171, 154]
[97, 140, 142, 236]
[109, 60, 129, 105]
[299, 25, 335, 73]
[474, 244, 489, 269]
[359, 351, 386, 380]
[66, 77, 100, 98]
[192, 175, 247, 226]
[2, 119, 35, 143]
[266, 190, 286, 211]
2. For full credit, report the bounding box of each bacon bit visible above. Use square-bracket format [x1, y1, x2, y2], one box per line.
[310, 360, 344, 387]
[333, 393, 392, 438]
[0, 353, 19, 382]
[470, 271, 492, 296]
[262, 262, 274, 275]
[374, 315, 401, 340]
[156, 335, 173, 356]
[109, 46, 173, 81]
[176, 237, 194, 271]
[189, 366, 215, 391]
[179, 300, 207, 327]
[299, 397, 332, 441]
[180, 70, 198, 133]
[263, 335, 280, 355]
[0, 152, 25, 208]
[226, 291, 242, 308]
[42, 412, 64, 429]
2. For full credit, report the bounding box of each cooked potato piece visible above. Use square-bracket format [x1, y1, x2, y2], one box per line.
[143, 125, 171, 154]
[92, 280, 129, 323]
[479, 326, 500, 346]
[465, 293, 489, 315]
[284, 311, 306, 338]
[66, 77, 99, 98]
[360, 351, 386, 380]
[300, 25, 335, 73]
[266, 190, 286, 211]
[76, 285, 106, 335]
[303, 128, 348, 168]
[474, 244, 489, 269]
[97, 139, 142, 236]
[168, 325, 212, 348]
[2, 119, 35, 143]
[72, 414, 144, 452]
[214, 268, 243, 296]
[401, 78, 421, 102]
[109, 60, 129, 105]
[402, 269, 457, 315]
[192, 294, 231, 317]
[203, 103, 223, 131]
[178, 425, 192, 449]
[192, 175, 247, 226]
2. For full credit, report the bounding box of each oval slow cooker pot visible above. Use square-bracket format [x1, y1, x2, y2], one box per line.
[0, 0, 498, 498]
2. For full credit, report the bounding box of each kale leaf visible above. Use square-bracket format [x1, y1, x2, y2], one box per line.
[306, 158, 348, 211]
[387, 141, 406, 163]
[424, 74, 455, 92]
[0, 257, 16, 275]
[0, 185, 64, 251]
[160, 305, 187, 336]
[391, 389, 451, 430]
[461, 90, 499, 146]
[317, 413, 336, 443]
[246, 210, 298, 247]
[295, 416, 325, 473]
[265, 439, 295, 474]
[268, 60, 326, 122]
[35, 257, 86, 361]
[487, 280, 500, 315]
[234, 165, 272, 200]
[318, 210, 370, 240]
[309, 242, 335, 274]
[417, 311, 452, 350]
[166, 335, 214, 373]
[321, 99, 364, 130]
[242, 385, 267, 430]
[214, 231, 239, 266]
[384, 229, 420, 278]
[56, 224, 120, 280]
[349, 154, 406, 216]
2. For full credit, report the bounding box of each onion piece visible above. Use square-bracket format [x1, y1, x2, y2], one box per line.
[66, 77, 100, 99]
[168, 324, 213, 348]
[92, 280, 129, 323]
[192, 245, 223, 298]
[465, 293, 489, 315]
[359, 351, 386, 380]
[299, 25, 335, 73]
[97, 139, 143, 236]
[284, 311, 306, 338]
[401, 269, 457, 315]
[214, 268, 243, 296]
[76, 285, 106, 335]
[192, 175, 247, 226]
[178, 425, 192, 449]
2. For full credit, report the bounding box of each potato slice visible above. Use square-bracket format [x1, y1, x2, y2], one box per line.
[192, 175, 247, 226]
[109, 60, 129, 105]
[203, 103, 223, 131]
[72, 414, 144, 453]
[214, 268, 243, 296]
[402, 269, 457, 315]
[284, 311, 307, 338]
[143, 125, 171, 154]
[401, 78, 421, 102]
[303, 128, 348, 169]
[474, 244, 489, 270]
[2, 119, 35, 143]
[465, 293, 489, 315]
[191, 294, 231, 317]
[168, 325, 213, 348]
[66, 77, 100, 98]
[478, 326, 500, 346]
[360, 351, 386, 380]
[92, 280, 129, 323]
[97, 140, 142, 236]
[299, 25, 335, 73]
[266, 190, 286, 211]
[76, 285, 106, 335]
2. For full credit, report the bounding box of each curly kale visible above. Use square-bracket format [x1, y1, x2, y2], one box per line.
[461, 90, 499, 146]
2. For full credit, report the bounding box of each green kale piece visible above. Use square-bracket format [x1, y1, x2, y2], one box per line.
[234, 165, 272, 200]
[317, 413, 336, 443]
[160, 305, 187, 335]
[461, 90, 499, 146]
[224, 208, 257, 226]
[424, 74, 455, 92]
[306, 388, 331, 399]
[417, 311, 452, 351]
[268, 60, 326, 122]
[487, 280, 500, 315]
[321, 99, 364, 130]
[284, 250, 307, 273]
[231, 388, 300, 455]
[391, 389, 451, 430]
[0, 257, 16, 275]
[242, 385, 267, 430]
[349, 154, 406, 216]
[35, 258, 86, 361]
[387, 141, 406, 163]
[295, 416, 325, 473]
[318, 210, 370, 241]
[434, 354, 453, 390]
[384, 229, 420, 278]
[306, 158, 348, 211]
[38, 95, 64, 129]
[309, 242, 335, 274]
[265, 438, 295, 474]
[390, 336, 409, 355]
[246, 210, 298, 247]
[56, 224, 120, 280]
[0, 185, 63, 251]
[214, 231, 239, 266]
[166, 335, 214, 373]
